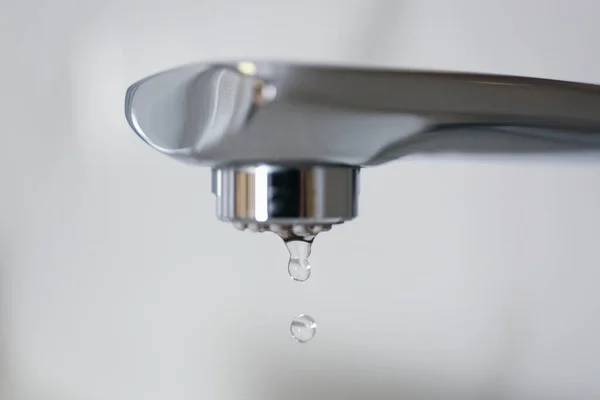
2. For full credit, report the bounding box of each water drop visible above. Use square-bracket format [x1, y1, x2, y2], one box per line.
[290, 314, 317, 343]
[285, 240, 312, 282]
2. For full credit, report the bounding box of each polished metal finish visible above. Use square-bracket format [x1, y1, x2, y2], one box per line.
[125, 61, 600, 167]
[124, 61, 600, 228]
[212, 164, 358, 225]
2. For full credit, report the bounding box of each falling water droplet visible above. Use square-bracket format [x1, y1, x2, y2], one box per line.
[290, 314, 317, 343]
[285, 240, 312, 281]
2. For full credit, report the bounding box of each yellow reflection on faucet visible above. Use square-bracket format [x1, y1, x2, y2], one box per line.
[237, 61, 257, 76]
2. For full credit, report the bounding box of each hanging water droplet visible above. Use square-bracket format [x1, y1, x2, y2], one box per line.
[290, 314, 317, 343]
[286, 240, 312, 281]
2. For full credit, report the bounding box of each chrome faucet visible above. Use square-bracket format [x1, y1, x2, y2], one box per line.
[124, 61, 600, 237]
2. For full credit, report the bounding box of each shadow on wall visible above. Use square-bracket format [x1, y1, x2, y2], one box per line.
[262, 374, 474, 400]
[252, 351, 511, 400]
[0, 242, 10, 398]
[0, 252, 18, 399]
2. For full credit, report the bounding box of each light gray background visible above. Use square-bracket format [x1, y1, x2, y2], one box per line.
[2, 0, 600, 399]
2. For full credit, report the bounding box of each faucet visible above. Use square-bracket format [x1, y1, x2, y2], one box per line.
[124, 61, 600, 238]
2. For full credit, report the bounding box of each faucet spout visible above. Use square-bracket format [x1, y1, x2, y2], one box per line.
[125, 61, 600, 230]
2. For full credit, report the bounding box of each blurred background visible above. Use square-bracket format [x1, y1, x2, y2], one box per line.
[2, 0, 600, 398]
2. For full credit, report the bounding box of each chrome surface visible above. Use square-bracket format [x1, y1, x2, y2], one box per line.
[124, 61, 600, 227]
[125, 61, 600, 168]
[212, 164, 358, 225]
